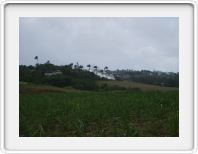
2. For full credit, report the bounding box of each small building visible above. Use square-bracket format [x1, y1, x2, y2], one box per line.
[44, 70, 62, 76]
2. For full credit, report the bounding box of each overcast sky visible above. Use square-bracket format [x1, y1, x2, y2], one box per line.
[20, 17, 179, 72]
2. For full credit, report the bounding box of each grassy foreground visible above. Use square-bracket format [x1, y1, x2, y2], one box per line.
[19, 84, 179, 137]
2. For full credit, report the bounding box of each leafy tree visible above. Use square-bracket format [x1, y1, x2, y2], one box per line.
[79, 65, 83, 70]
[87, 64, 91, 71]
[93, 66, 98, 73]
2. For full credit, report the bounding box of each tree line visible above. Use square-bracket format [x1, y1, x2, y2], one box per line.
[20, 56, 179, 90]
[20, 60, 105, 90]
[113, 69, 179, 87]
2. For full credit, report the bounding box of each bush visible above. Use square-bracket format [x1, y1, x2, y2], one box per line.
[44, 75, 72, 87]
[73, 79, 98, 90]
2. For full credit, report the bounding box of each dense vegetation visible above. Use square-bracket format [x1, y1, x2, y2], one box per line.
[19, 62, 179, 90]
[19, 62, 101, 90]
[113, 70, 179, 87]
[20, 84, 179, 137]
[19, 61, 179, 137]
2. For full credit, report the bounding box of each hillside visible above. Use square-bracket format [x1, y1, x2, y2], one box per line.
[98, 80, 178, 92]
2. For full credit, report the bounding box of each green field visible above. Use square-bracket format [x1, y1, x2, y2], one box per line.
[19, 82, 179, 137]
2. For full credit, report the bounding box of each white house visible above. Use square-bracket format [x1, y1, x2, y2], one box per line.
[44, 70, 62, 76]
[95, 71, 115, 80]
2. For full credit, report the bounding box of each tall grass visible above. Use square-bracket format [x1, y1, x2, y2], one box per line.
[20, 90, 179, 137]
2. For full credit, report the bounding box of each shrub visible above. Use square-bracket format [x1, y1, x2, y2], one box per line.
[44, 75, 72, 87]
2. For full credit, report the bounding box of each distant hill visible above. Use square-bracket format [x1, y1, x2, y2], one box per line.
[20, 62, 179, 90]
[112, 70, 179, 87]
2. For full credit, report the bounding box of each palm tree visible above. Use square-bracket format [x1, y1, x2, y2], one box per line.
[69, 63, 73, 69]
[79, 65, 83, 70]
[76, 62, 79, 68]
[87, 64, 91, 71]
[99, 70, 103, 74]
[104, 66, 108, 74]
[34, 56, 38, 64]
[93, 66, 98, 74]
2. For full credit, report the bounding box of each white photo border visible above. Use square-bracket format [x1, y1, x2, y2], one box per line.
[0, 0, 197, 154]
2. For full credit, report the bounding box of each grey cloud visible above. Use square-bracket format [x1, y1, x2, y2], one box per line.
[20, 17, 179, 72]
